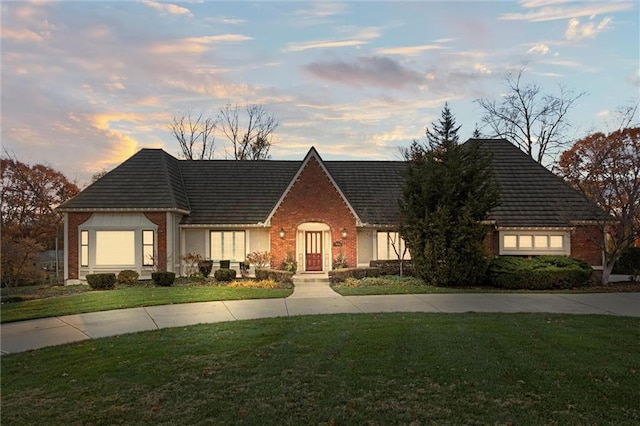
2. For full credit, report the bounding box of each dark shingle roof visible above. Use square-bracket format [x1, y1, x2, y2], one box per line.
[179, 160, 300, 224]
[325, 161, 407, 225]
[59, 149, 190, 212]
[59, 141, 606, 228]
[469, 139, 607, 227]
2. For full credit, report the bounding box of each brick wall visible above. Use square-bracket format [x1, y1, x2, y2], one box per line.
[144, 212, 167, 270]
[270, 156, 357, 270]
[571, 225, 603, 266]
[66, 212, 93, 279]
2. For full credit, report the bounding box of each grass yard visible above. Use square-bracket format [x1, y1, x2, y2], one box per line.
[0, 282, 292, 323]
[1, 313, 638, 425]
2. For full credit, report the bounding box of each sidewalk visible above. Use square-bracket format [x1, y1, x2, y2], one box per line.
[1, 277, 638, 355]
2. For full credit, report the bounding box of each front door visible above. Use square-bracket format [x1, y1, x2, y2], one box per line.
[305, 231, 323, 271]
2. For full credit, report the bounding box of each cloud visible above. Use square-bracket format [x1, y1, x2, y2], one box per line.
[285, 39, 368, 52]
[500, 1, 633, 22]
[141, 0, 193, 16]
[1, 27, 44, 42]
[528, 43, 550, 54]
[375, 44, 446, 56]
[284, 26, 380, 52]
[293, 3, 347, 19]
[565, 17, 612, 40]
[150, 33, 253, 54]
[302, 56, 425, 90]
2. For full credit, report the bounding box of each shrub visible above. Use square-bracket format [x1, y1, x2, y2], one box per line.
[180, 253, 203, 276]
[86, 273, 117, 290]
[246, 251, 271, 269]
[332, 252, 348, 269]
[117, 270, 139, 285]
[152, 272, 176, 287]
[198, 260, 214, 278]
[214, 268, 236, 282]
[281, 251, 297, 273]
[369, 260, 414, 276]
[255, 268, 294, 284]
[613, 247, 640, 277]
[487, 256, 592, 290]
[328, 267, 381, 283]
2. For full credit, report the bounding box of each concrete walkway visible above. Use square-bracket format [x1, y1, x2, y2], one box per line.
[1, 276, 638, 355]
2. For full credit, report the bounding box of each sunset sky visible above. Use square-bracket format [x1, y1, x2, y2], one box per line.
[2, 0, 638, 186]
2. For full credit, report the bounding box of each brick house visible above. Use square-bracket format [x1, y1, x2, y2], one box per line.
[58, 139, 606, 283]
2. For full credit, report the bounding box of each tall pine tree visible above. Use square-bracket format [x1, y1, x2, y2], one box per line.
[400, 103, 500, 286]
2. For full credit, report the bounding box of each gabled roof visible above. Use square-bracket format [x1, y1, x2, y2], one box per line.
[58, 149, 190, 212]
[264, 147, 364, 225]
[59, 140, 606, 229]
[469, 139, 608, 228]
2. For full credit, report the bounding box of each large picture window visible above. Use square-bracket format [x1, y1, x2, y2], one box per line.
[96, 231, 135, 266]
[500, 231, 569, 255]
[210, 231, 246, 261]
[377, 231, 410, 260]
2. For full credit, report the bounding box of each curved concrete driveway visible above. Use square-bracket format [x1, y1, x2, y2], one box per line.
[1, 278, 638, 355]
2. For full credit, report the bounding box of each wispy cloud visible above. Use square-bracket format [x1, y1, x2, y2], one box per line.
[375, 44, 446, 56]
[293, 3, 347, 19]
[284, 27, 379, 52]
[565, 16, 612, 40]
[150, 33, 253, 54]
[1, 27, 44, 42]
[141, 0, 193, 17]
[500, 1, 633, 22]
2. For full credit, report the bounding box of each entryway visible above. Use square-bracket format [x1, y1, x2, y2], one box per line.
[305, 231, 323, 271]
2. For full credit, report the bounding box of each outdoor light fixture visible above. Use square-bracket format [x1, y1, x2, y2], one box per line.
[278, 228, 285, 239]
[341, 228, 348, 239]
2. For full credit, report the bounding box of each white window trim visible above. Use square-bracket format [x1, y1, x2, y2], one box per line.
[499, 230, 570, 256]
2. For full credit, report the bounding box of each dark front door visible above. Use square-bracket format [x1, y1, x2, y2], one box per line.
[305, 231, 323, 271]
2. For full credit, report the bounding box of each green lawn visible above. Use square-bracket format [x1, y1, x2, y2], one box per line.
[0, 284, 292, 323]
[1, 313, 638, 425]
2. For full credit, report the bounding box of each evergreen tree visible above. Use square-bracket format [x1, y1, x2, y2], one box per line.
[399, 104, 500, 286]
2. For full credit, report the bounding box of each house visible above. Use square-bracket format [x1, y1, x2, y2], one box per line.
[58, 139, 606, 283]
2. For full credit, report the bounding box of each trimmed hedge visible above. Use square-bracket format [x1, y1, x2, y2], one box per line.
[86, 273, 117, 290]
[152, 272, 176, 287]
[117, 269, 139, 285]
[214, 268, 237, 282]
[255, 268, 294, 284]
[329, 267, 381, 283]
[487, 256, 593, 290]
[369, 260, 414, 276]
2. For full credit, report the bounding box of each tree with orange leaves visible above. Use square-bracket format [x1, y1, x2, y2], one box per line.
[1, 155, 79, 286]
[558, 125, 640, 283]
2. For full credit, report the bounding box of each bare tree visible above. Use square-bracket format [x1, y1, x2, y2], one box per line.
[217, 103, 279, 160]
[476, 68, 585, 165]
[169, 111, 216, 160]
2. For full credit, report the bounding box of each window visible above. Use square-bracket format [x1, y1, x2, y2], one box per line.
[80, 230, 89, 267]
[211, 231, 245, 261]
[142, 230, 154, 266]
[377, 232, 411, 260]
[96, 231, 135, 265]
[499, 232, 569, 255]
